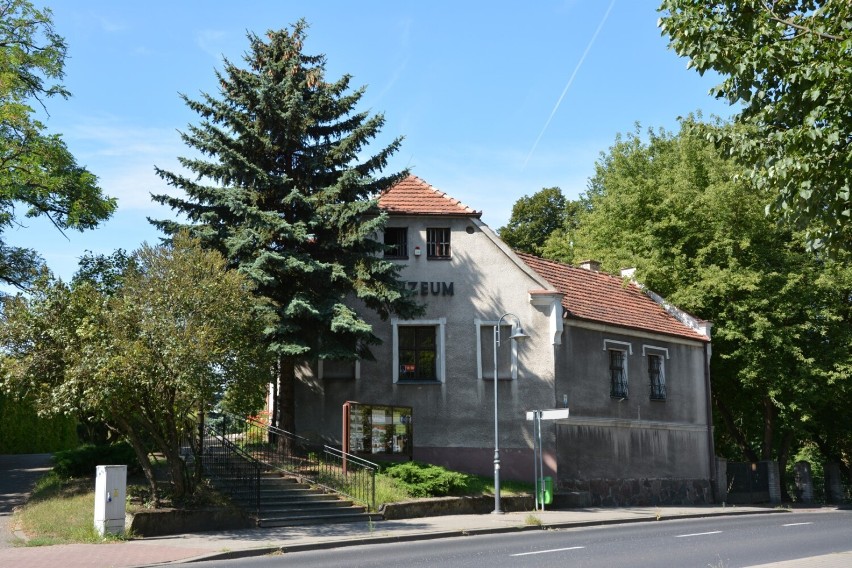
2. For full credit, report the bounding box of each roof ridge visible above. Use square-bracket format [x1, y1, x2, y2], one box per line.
[407, 175, 480, 215]
[378, 175, 482, 217]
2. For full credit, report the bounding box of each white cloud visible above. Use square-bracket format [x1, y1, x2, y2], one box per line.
[196, 29, 231, 61]
[64, 116, 191, 210]
[97, 15, 127, 33]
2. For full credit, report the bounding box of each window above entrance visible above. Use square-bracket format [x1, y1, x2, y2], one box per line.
[392, 318, 446, 383]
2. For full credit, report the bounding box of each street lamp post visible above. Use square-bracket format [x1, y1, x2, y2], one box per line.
[492, 312, 528, 514]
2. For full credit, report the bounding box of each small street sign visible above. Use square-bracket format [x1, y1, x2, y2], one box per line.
[525, 408, 569, 421]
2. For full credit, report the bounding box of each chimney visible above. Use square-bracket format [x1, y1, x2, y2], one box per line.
[578, 259, 601, 272]
[620, 267, 636, 279]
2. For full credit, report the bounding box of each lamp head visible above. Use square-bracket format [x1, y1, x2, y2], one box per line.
[509, 326, 528, 342]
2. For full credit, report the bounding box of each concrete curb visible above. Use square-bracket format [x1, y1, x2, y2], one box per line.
[176, 507, 790, 564]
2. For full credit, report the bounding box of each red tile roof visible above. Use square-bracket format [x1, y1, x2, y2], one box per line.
[378, 175, 482, 217]
[517, 252, 708, 342]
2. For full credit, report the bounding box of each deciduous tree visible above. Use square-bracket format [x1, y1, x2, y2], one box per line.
[0, 234, 271, 501]
[0, 0, 115, 289]
[569, 118, 852, 490]
[658, 0, 852, 252]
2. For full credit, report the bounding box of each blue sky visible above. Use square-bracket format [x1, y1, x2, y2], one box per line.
[12, 0, 734, 282]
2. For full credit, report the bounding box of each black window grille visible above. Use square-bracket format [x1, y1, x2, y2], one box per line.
[398, 326, 437, 381]
[384, 227, 408, 258]
[426, 228, 451, 259]
[648, 354, 667, 400]
[610, 349, 628, 398]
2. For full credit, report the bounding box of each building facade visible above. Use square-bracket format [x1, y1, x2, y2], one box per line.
[291, 175, 715, 506]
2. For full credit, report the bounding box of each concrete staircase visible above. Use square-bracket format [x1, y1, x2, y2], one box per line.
[216, 470, 381, 528]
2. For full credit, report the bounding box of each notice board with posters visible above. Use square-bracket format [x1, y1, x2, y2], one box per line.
[343, 402, 413, 459]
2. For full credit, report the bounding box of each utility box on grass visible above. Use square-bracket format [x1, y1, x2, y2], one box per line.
[94, 465, 127, 536]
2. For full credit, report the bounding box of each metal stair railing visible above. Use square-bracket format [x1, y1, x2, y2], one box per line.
[214, 412, 378, 510]
[197, 420, 261, 518]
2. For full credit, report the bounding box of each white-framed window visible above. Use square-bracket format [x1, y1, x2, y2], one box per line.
[603, 338, 633, 355]
[475, 320, 520, 380]
[392, 318, 446, 383]
[647, 354, 666, 400]
[642, 345, 669, 401]
[318, 359, 360, 380]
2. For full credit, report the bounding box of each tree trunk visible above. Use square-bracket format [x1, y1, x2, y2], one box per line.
[163, 443, 189, 499]
[715, 394, 759, 462]
[777, 430, 794, 502]
[761, 397, 775, 461]
[278, 354, 296, 434]
[277, 354, 296, 455]
[115, 418, 159, 507]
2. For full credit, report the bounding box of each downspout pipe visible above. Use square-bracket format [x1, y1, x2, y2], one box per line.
[704, 341, 717, 503]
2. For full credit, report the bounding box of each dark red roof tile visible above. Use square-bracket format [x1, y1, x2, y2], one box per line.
[378, 175, 481, 217]
[517, 252, 708, 342]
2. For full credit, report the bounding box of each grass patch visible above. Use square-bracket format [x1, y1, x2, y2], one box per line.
[15, 472, 115, 546]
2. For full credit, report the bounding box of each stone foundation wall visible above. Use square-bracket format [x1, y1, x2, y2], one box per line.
[558, 478, 712, 507]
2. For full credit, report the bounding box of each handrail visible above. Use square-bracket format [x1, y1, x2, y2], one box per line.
[197, 422, 262, 518]
[323, 445, 379, 469]
[210, 411, 378, 510]
[246, 416, 310, 444]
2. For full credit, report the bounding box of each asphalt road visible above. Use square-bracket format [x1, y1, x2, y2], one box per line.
[195, 510, 852, 568]
[0, 454, 53, 548]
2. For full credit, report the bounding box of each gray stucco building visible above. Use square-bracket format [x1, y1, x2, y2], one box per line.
[288, 175, 715, 506]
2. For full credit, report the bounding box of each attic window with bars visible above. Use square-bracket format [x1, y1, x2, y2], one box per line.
[609, 349, 628, 399]
[427, 228, 451, 259]
[384, 227, 408, 259]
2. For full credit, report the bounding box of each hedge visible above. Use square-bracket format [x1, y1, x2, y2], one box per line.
[0, 392, 78, 454]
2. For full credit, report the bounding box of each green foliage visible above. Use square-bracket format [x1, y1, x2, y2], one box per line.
[380, 461, 472, 497]
[0, 0, 116, 290]
[52, 442, 139, 479]
[0, 233, 272, 500]
[568, 117, 852, 474]
[150, 20, 423, 432]
[499, 187, 585, 255]
[0, 391, 77, 453]
[659, 0, 852, 252]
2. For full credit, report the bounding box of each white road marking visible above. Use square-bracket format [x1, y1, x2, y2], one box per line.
[511, 546, 586, 557]
[674, 531, 723, 538]
[782, 522, 813, 527]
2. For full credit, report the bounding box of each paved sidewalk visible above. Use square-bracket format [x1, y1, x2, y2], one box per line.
[0, 453, 53, 549]
[2, 454, 849, 567]
[3, 505, 849, 568]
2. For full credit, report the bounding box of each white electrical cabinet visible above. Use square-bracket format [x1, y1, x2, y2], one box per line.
[94, 465, 127, 536]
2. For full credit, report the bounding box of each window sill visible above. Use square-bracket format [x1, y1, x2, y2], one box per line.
[426, 256, 452, 260]
[482, 377, 515, 381]
[396, 380, 442, 385]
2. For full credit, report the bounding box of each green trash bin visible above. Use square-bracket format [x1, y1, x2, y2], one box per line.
[539, 476, 553, 505]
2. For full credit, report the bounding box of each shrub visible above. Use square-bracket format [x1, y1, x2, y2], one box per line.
[380, 461, 471, 497]
[0, 392, 78, 453]
[53, 442, 140, 479]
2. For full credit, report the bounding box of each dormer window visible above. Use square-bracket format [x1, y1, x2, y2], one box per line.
[384, 227, 408, 259]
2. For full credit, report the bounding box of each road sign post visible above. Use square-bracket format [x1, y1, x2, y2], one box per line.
[526, 408, 569, 510]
